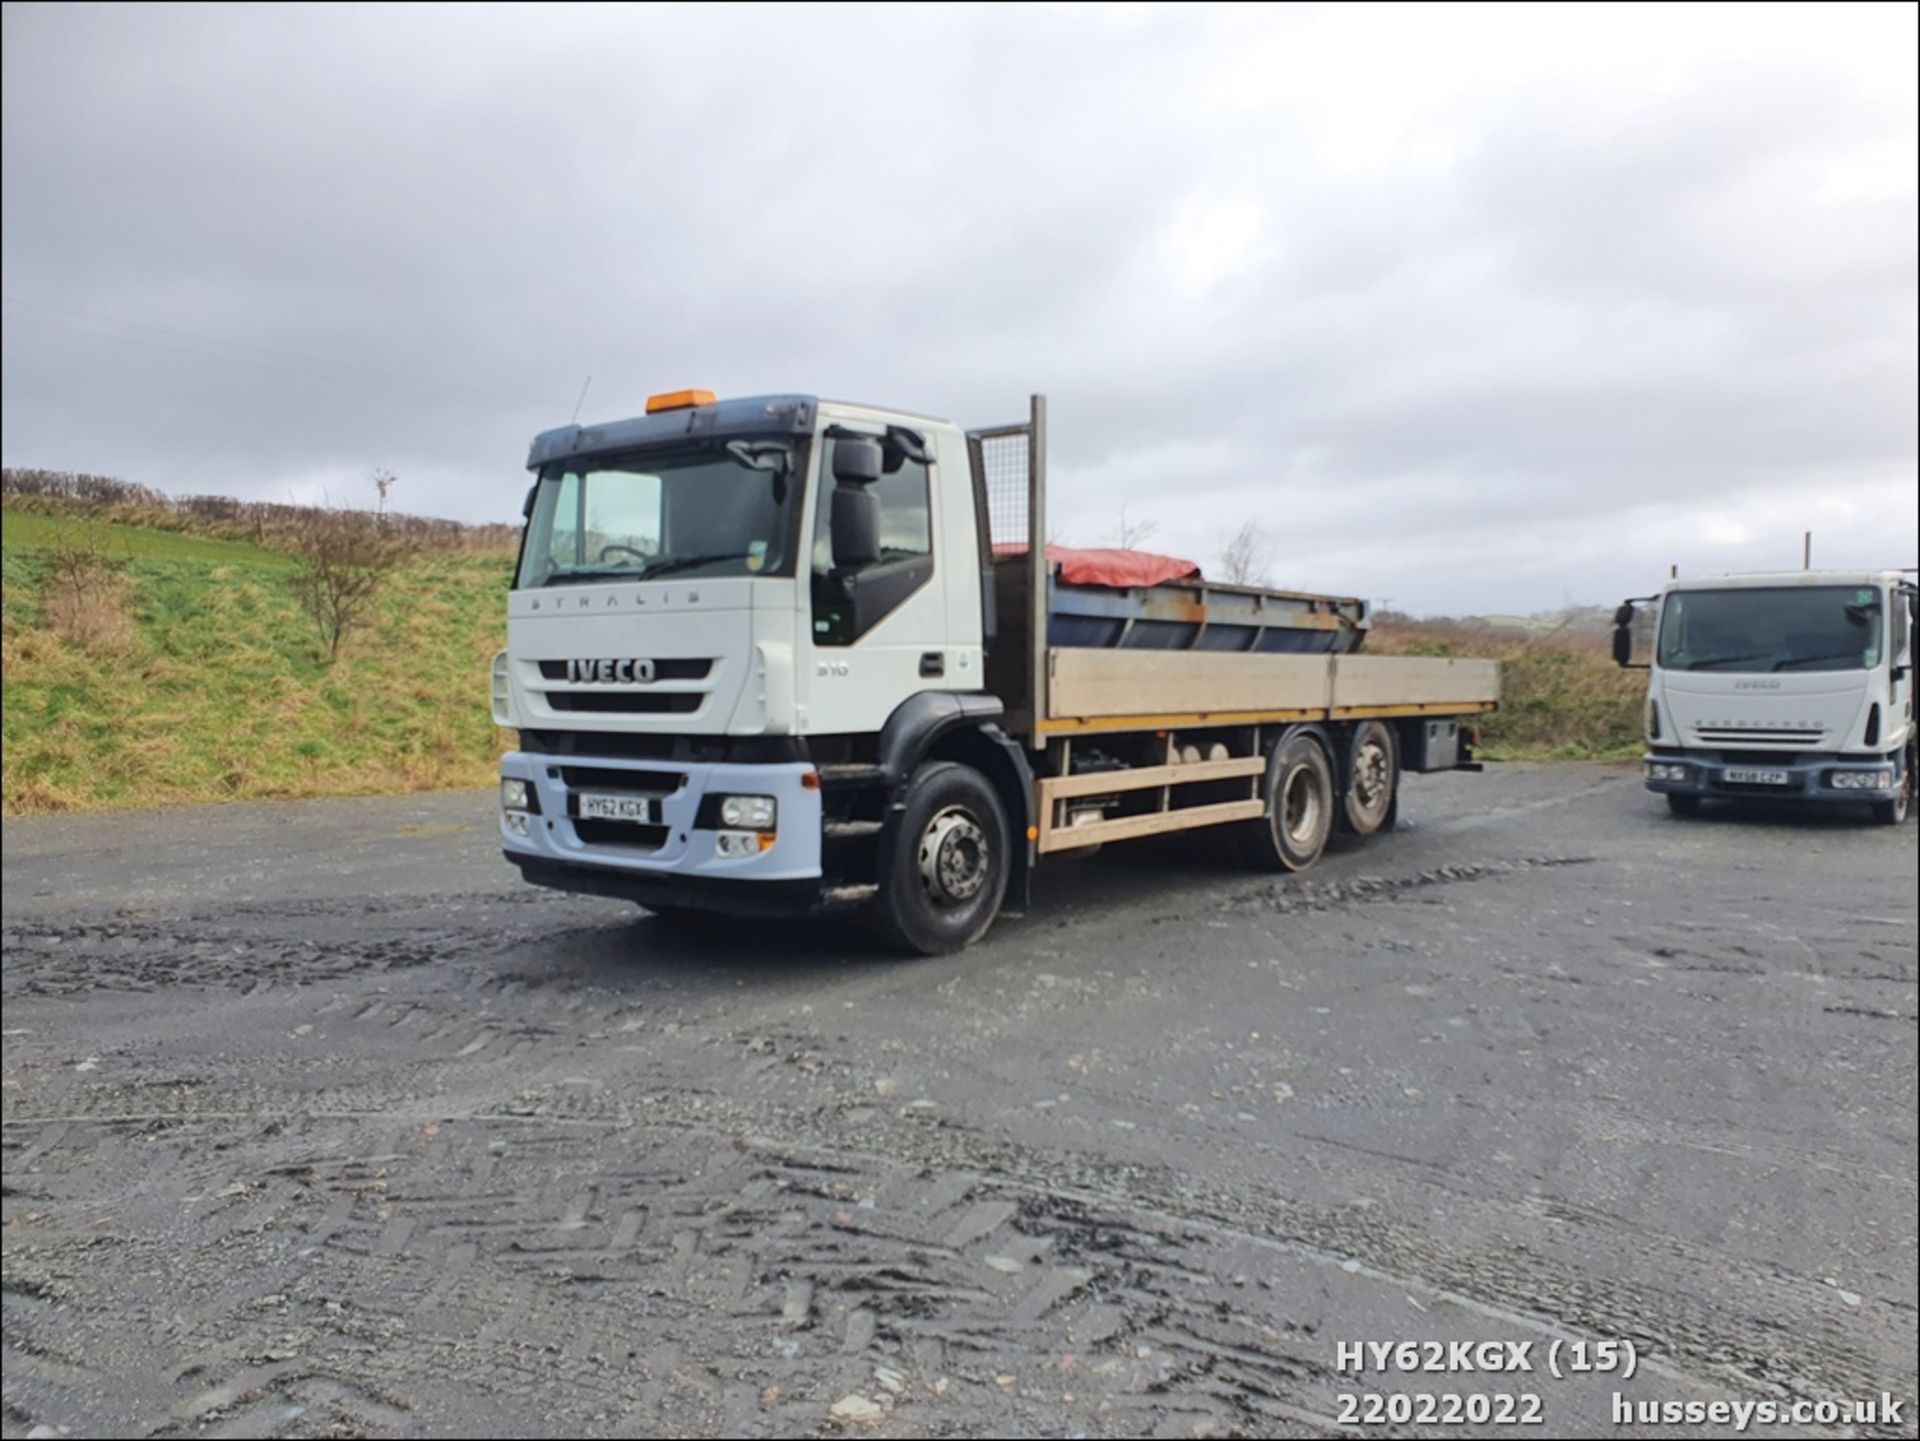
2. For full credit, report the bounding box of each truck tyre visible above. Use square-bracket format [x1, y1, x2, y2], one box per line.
[1871, 753, 1912, 825]
[1239, 731, 1334, 872]
[1667, 794, 1703, 817]
[872, 761, 1009, 955]
[1342, 720, 1398, 835]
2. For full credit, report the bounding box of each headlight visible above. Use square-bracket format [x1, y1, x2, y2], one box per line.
[719, 795, 777, 829]
[491, 650, 511, 726]
[501, 778, 530, 810]
[1645, 762, 1689, 782]
[1829, 770, 1891, 790]
[716, 829, 776, 857]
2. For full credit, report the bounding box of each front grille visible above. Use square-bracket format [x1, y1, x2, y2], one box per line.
[571, 820, 670, 851]
[546, 692, 703, 714]
[537, 658, 713, 682]
[519, 729, 809, 764]
[1694, 727, 1823, 744]
[559, 765, 685, 794]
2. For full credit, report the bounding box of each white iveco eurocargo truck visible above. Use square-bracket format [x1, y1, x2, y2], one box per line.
[494, 391, 1501, 953]
[1614, 570, 1917, 823]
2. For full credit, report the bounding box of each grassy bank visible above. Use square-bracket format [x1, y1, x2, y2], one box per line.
[3, 504, 1642, 813]
[3, 507, 513, 814]
[1368, 619, 1644, 760]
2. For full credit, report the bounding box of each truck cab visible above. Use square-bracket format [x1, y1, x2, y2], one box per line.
[1615, 570, 1918, 823]
[493, 392, 1004, 925]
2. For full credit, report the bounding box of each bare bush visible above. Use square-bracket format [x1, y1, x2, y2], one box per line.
[1217, 519, 1274, 586]
[289, 509, 413, 660]
[1110, 501, 1159, 550]
[42, 527, 134, 652]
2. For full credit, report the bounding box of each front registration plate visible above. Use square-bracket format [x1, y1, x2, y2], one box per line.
[1723, 768, 1790, 786]
[578, 792, 660, 824]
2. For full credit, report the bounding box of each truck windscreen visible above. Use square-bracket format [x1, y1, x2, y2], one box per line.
[515, 440, 806, 588]
[1657, 586, 1883, 673]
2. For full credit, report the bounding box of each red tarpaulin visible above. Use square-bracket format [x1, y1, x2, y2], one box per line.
[990, 543, 1202, 588]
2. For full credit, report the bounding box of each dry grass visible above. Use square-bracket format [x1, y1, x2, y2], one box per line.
[45, 584, 134, 653]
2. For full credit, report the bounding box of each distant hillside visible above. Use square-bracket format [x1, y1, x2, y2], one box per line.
[2, 467, 518, 553]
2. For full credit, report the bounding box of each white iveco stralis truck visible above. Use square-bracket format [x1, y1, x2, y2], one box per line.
[1614, 570, 1917, 823]
[494, 391, 1499, 953]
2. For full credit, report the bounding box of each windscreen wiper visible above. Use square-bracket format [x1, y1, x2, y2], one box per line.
[1773, 652, 1864, 671]
[639, 552, 755, 580]
[1686, 654, 1768, 670]
[543, 567, 643, 586]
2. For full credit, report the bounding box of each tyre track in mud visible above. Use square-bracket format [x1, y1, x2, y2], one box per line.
[4, 765, 1915, 1436]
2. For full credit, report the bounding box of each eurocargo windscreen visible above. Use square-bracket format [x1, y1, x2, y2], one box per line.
[516, 440, 808, 589]
[1657, 585, 1883, 673]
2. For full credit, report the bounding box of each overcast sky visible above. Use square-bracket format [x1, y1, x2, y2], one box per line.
[3, 2, 1915, 614]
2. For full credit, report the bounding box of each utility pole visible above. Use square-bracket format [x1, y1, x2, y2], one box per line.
[1803, 531, 1811, 570]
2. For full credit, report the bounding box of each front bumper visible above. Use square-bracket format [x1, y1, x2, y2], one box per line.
[499, 750, 824, 906]
[1642, 750, 1902, 803]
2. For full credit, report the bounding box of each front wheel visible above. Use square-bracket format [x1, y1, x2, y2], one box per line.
[1870, 755, 1913, 825]
[872, 761, 1010, 955]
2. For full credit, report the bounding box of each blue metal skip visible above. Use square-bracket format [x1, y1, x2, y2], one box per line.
[1047, 576, 1369, 654]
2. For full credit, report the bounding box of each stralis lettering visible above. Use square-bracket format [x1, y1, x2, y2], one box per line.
[568, 658, 656, 684]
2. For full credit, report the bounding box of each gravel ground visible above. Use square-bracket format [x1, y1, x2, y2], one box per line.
[2, 762, 1914, 1438]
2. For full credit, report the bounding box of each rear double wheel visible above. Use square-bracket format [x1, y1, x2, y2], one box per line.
[1239, 730, 1335, 872]
[1342, 719, 1399, 835]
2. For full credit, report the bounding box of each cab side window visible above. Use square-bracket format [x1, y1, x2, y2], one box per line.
[811, 435, 935, 645]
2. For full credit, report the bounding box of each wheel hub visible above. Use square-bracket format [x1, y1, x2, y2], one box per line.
[918, 806, 989, 906]
[1283, 767, 1322, 845]
[1353, 740, 1389, 809]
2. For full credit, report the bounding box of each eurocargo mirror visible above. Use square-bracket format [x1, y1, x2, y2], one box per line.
[1612, 597, 1653, 669]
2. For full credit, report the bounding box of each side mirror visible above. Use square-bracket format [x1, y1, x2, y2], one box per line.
[521, 484, 538, 520]
[1612, 602, 1636, 628]
[831, 485, 880, 569]
[1611, 624, 1634, 668]
[831, 437, 883, 486]
[883, 425, 933, 469]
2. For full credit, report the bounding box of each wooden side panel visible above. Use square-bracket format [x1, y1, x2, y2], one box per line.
[1038, 798, 1265, 853]
[1047, 650, 1334, 721]
[1330, 656, 1501, 711]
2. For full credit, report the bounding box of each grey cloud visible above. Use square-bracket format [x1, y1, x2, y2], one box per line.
[3, 3, 1913, 614]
